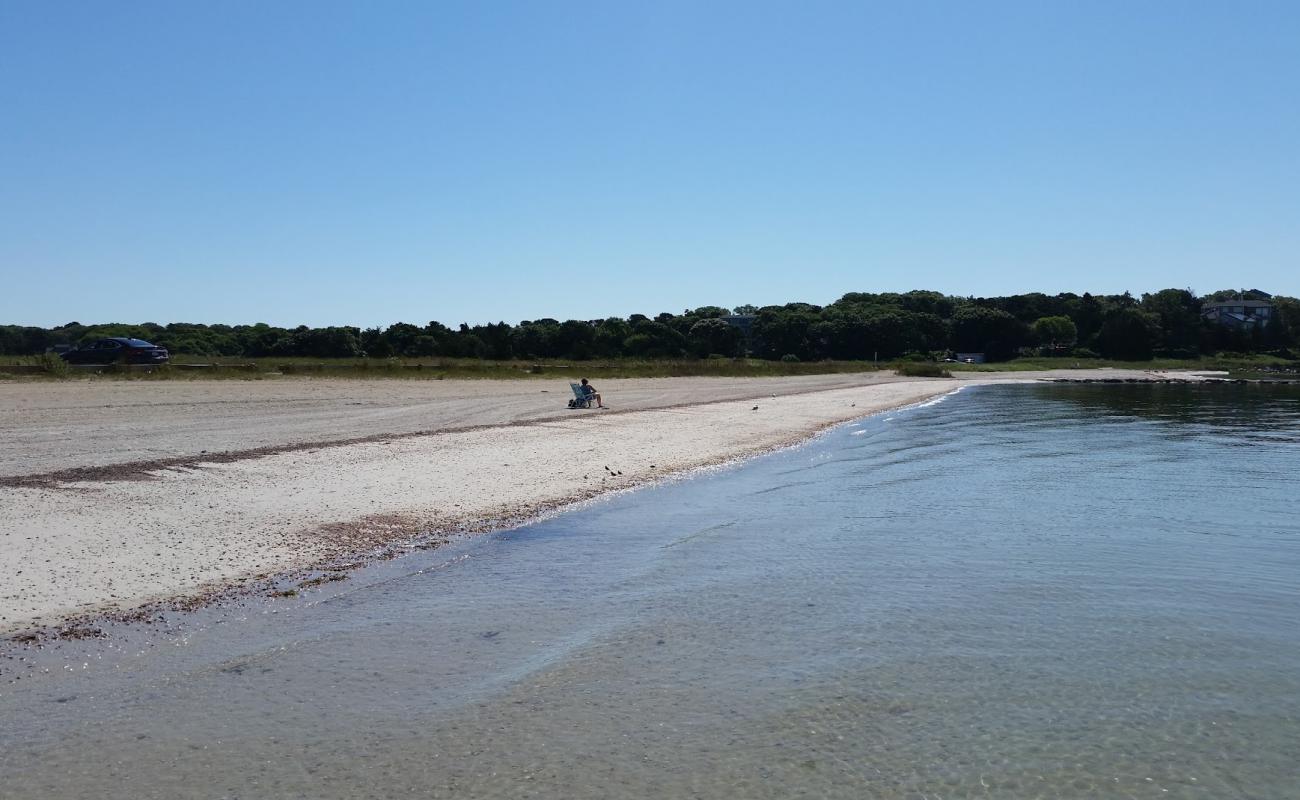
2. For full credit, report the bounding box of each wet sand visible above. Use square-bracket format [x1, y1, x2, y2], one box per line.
[0, 369, 1211, 634]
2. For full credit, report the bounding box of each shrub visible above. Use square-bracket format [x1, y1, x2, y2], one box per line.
[38, 352, 70, 377]
[1070, 347, 1100, 359]
[895, 362, 952, 378]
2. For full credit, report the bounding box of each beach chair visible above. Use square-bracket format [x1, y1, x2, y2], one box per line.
[568, 382, 593, 409]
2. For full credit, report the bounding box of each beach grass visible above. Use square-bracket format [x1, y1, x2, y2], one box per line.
[1, 353, 1294, 381]
[894, 362, 954, 378]
[0, 356, 886, 381]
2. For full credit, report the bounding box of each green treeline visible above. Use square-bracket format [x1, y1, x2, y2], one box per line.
[3, 289, 1298, 362]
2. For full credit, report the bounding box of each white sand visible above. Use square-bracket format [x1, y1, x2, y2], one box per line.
[0, 369, 1210, 633]
[0, 373, 910, 476]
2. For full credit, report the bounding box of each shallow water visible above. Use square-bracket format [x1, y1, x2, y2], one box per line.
[3, 384, 1299, 799]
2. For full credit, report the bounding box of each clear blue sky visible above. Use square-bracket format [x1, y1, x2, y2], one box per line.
[2, 1, 1297, 328]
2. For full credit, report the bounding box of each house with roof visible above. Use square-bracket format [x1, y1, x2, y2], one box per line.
[1201, 292, 1274, 329]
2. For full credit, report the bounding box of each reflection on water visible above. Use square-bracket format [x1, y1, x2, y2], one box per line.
[1041, 382, 1300, 443]
[3, 384, 1299, 799]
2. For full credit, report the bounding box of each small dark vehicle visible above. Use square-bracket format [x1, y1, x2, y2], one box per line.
[61, 337, 170, 366]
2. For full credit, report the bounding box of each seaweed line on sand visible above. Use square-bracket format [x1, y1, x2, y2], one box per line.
[0, 383, 897, 488]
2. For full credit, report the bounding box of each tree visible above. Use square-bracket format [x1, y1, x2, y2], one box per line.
[687, 318, 742, 357]
[817, 307, 929, 360]
[512, 320, 560, 358]
[5, 286, 1289, 365]
[238, 323, 290, 357]
[1071, 292, 1105, 349]
[623, 320, 686, 358]
[471, 322, 514, 359]
[752, 305, 821, 360]
[1031, 316, 1078, 351]
[592, 318, 631, 357]
[998, 292, 1061, 324]
[408, 335, 439, 357]
[1097, 308, 1160, 360]
[899, 290, 956, 319]
[1141, 289, 1202, 356]
[278, 326, 362, 358]
[950, 306, 1025, 361]
[555, 320, 596, 359]
[1270, 296, 1300, 349]
[383, 322, 424, 356]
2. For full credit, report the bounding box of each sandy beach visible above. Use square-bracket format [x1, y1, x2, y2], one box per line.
[0, 369, 1210, 634]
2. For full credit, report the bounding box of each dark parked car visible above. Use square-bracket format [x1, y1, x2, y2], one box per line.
[61, 337, 170, 365]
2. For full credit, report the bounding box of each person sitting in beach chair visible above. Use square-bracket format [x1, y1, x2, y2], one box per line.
[579, 378, 604, 408]
[567, 378, 605, 409]
[568, 382, 590, 408]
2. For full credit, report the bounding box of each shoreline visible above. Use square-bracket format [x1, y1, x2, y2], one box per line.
[8, 390, 958, 647]
[0, 371, 1214, 637]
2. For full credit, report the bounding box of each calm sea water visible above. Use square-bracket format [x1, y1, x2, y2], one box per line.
[3, 384, 1299, 799]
